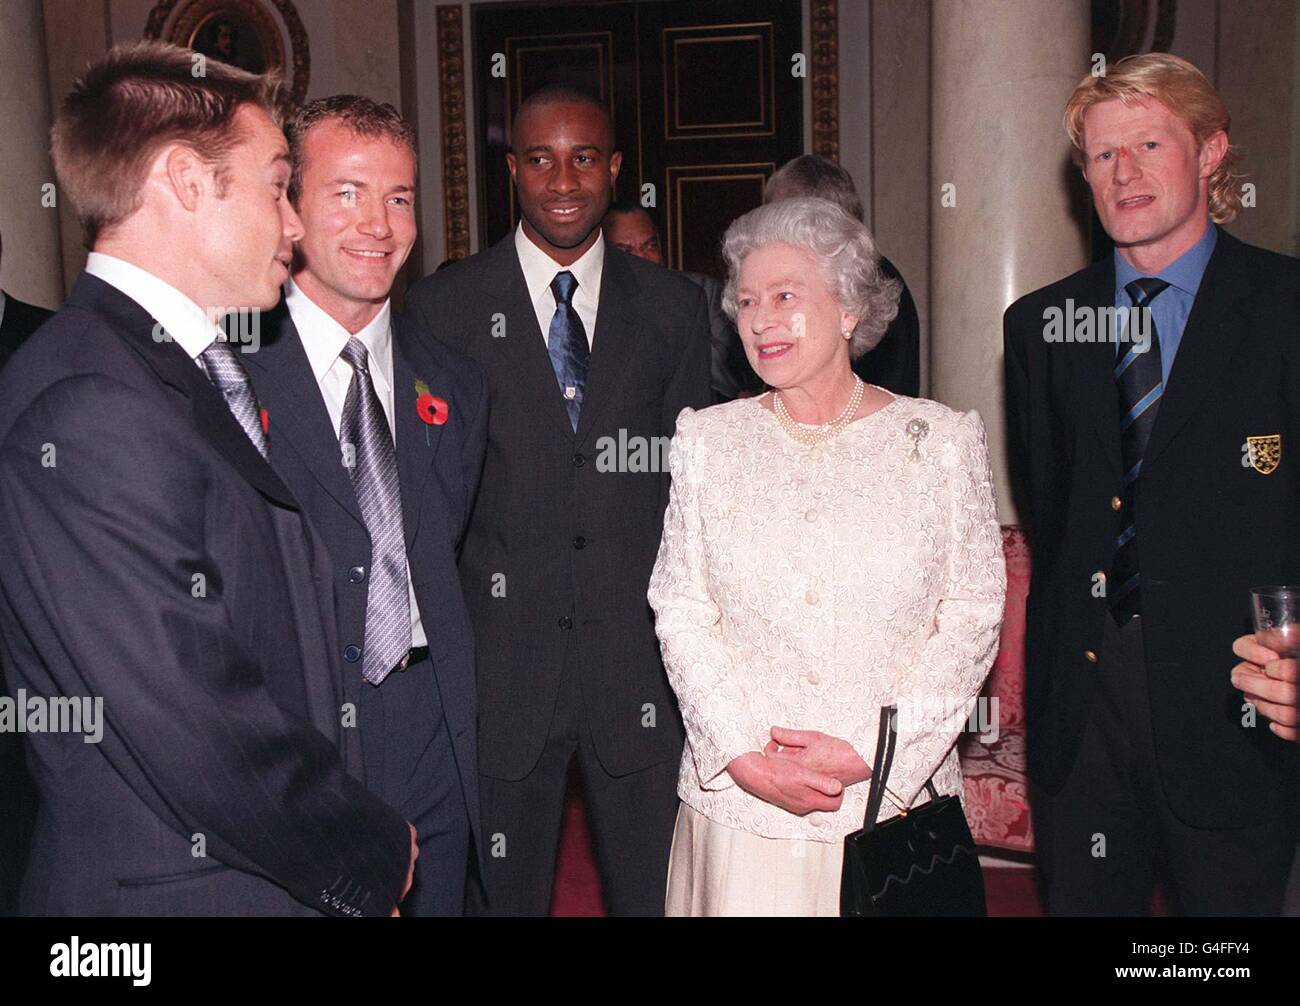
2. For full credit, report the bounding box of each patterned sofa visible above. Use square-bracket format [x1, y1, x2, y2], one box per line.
[959, 526, 1033, 856]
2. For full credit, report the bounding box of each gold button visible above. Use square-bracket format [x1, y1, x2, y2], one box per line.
[805, 670, 821, 685]
[1084, 649, 1098, 663]
[805, 508, 819, 522]
[805, 590, 819, 605]
[1110, 496, 1123, 511]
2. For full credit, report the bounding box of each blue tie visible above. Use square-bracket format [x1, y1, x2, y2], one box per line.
[547, 271, 589, 432]
[1110, 277, 1169, 624]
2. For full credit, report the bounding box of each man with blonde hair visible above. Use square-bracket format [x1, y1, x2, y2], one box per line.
[1005, 53, 1299, 915]
[0, 41, 417, 916]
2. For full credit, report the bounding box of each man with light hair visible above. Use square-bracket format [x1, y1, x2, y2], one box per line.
[1005, 52, 1299, 915]
[0, 41, 417, 916]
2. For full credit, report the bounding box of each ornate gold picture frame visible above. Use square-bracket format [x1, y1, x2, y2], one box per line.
[145, 0, 311, 104]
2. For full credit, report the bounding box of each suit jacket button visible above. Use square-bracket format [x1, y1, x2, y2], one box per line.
[573, 535, 586, 549]
[349, 565, 366, 583]
[572, 453, 586, 467]
[1084, 649, 1098, 663]
[1110, 495, 1123, 511]
[558, 616, 573, 630]
[344, 644, 362, 662]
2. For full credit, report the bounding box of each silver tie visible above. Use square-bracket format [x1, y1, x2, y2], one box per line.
[199, 338, 268, 459]
[339, 337, 410, 685]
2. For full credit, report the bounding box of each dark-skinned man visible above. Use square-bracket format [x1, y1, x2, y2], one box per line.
[406, 84, 712, 916]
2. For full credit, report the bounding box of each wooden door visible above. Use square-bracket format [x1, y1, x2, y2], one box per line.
[473, 0, 804, 278]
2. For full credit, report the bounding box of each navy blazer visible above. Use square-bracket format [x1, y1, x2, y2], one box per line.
[0, 274, 412, 916]
[244, 300, 488, 868]
[1005, 229, 1300, 829]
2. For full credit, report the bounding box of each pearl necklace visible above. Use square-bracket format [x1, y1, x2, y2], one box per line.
[773, 377, 865, 445]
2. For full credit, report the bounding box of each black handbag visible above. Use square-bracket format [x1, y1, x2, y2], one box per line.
[840, 704, 986, 917]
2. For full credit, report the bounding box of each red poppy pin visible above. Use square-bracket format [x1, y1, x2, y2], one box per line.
[415, 380, 448, 444]
[259, 407, 269, 435]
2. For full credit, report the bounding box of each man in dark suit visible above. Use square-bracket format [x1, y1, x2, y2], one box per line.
[0, 41, 415, 916]
[0, 233, 55, 914]
[0, 232, 55, 373]
[406, 84, 712, 915]
[764, 155, 920, 398]
[601, 199, 751, 402]
[243, 95, 487, 916]
[1005, 53, 1298, 915]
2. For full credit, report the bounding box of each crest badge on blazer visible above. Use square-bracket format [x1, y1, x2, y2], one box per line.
[1247, 434, 1282, 475]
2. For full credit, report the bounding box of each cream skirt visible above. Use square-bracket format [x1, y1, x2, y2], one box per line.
[664, 803, 844, 917]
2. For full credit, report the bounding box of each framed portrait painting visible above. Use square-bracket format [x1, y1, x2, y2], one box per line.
[144, 0, 311, 103]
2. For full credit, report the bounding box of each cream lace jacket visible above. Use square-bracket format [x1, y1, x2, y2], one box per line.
[648, 395, 1006, 842]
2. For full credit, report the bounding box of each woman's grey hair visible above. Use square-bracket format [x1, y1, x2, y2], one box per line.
[720, 197, 901, 359]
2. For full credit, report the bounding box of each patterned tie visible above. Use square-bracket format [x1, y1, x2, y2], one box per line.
[339, 336, 410, 685]
[1110, 277, 1170, 624]
[547, 271, 590, 432]
[199, 338, 269, 459]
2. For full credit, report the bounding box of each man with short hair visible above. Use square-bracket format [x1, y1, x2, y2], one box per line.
[763, 155, 920, 397]
[243, 95, 487, 915]
[1005, 52, 1299, 915]
[0, 41, 416, 916]
[406, 84, 712, 916]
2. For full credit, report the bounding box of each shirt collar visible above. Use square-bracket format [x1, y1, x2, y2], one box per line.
[1114, 219, 1217, 299]
[514, 222, 605, 304]
[85, 252, 222, 360]
[284, 277, 393, 393]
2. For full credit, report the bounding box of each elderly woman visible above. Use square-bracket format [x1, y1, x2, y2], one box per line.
[648, 197, 1006, 916]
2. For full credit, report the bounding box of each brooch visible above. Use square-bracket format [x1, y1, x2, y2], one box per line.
[905, 417, 929, 461]
[415, 379, 448, 445]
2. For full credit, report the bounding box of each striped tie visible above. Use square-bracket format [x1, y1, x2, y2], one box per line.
[1110, 277, 1169, 624]
[339, 337, 410, 685]
[199, 338, 269, 459]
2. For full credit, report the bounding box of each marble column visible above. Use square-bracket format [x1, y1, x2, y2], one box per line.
[0, 0, 63, 308]
[930, 0, 1090, 523]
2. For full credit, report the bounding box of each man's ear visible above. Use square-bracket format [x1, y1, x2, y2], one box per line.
[609, 150, 623, 185]
[505, 151, 517, 184]
[1198, 129, 1228, 180]
[161, 143, 209, 212]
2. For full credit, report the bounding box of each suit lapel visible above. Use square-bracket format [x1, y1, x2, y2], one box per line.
[575, 250, 641, 445]
[392, 317, 448, 549]
[242, 301, 366, 529]
[1068, 259, 1124, 470]
[80, 275, 299, 509]
[1142, 231, 1252, 468]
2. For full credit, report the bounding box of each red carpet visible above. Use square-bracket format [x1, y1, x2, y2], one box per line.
[548, 776, 1054, 916]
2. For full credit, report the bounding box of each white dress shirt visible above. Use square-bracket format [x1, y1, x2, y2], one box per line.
[85, 252, 222, 362]
[514, 223, 603, 348]
[284, 278, 425, 650]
